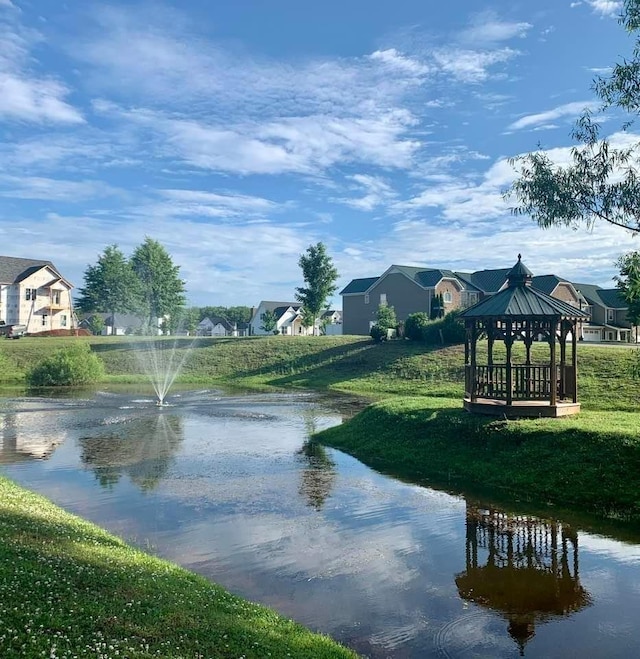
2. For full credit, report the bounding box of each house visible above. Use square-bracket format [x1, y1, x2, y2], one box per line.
[321, 309, 342, 335]
[249, 301, 316, 336]
[0, 255, 74, 335]
[79, 312, 162, 336]
[196, 316, 234, 337]
[340, 265, 478, 336]
[572, 283, 638, 342]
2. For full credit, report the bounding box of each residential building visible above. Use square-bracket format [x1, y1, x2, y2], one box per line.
[249, 301, 311, 336]
[0, 256, 74, 335]
[572, 283, 638, 342]
[340, 265, 478, 336]
[340, 262, 591, 337]
[196, 316, 234, 336]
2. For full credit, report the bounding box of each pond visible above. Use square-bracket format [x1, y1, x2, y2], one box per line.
[1, 388, 640, 658]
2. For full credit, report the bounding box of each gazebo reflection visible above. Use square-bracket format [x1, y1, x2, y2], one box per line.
[455, 503, 592, 656]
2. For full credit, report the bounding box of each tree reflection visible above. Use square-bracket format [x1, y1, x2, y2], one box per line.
[455, 502, 592, 656]
[296, 440, 336, 510]
[79, 414, 183, 491]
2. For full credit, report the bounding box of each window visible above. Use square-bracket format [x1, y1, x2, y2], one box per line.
[42, 314, 48, 326]
[61, 315, 67, 327]
[380, 293, 387, 305]
[53, 291, 61, 305]
[443, 291, 452, 304]
[607, 309, 615, 322]
[25, 288, 37, 301]
[364, 293, 370, 304]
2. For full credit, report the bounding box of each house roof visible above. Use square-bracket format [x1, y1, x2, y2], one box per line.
[456, 268, 511, 294]
[340, 265, 467, 297]
[574, 283, 626, 309]
[0, 255, 62, 285]
[461, 258, 589, 320]
[339, 277, 379, 295]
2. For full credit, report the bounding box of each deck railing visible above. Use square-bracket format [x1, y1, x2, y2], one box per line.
[465, 364, 558, 401]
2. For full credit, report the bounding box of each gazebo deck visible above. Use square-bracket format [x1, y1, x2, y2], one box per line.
[463, 397, 581, 418]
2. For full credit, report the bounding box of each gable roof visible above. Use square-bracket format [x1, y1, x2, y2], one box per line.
[340, 277, 379, 295]
[252, 301, 301, 322]
[574, 283, 626, 309]
[0, 256, 61, 285]
[455, 268, 511, 294]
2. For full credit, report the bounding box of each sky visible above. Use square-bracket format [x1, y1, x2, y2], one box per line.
[0, 0, 637, 307]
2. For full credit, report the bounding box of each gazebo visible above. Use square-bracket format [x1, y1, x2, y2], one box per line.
[459, 256, 589, 418]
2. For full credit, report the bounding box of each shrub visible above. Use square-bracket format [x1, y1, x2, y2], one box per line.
[27, 343, 105, 386]
[405, 312, 430, 341]
[370, 324, 387, 343]
[422, 310, 466, 345]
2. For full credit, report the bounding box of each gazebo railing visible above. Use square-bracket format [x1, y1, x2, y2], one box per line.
[465, 364, 556, 401]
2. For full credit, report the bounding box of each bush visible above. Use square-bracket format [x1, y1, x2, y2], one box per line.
[405, 312, 430, 341]
[370, 324, 387, 343]
[27, 343, 105, 386]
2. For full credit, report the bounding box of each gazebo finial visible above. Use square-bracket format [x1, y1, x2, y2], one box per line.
[507, 254, 533, 288]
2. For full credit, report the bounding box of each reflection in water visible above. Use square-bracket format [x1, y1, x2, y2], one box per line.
[296, 440, 336, 510]
[0, 408, 66, 463]
[455, 503, 592, 656]
[79, 414, 183, 491]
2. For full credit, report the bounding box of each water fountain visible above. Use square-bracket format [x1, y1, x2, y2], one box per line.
[133, 337, 196, 406]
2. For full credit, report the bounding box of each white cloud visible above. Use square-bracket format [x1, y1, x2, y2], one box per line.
[507, 100, 597, 131]
[432, 47, 518, 83]
[335, 174, 397, 211]
[369, 49, 430, 75]
[585, 0, 623, 17]
[460, 12, 532, 46]
[0, 14, 83, 123]
[0, 175, 120, 201]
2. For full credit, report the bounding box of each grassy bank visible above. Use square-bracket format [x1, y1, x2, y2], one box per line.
[316, 397, 640, 521]
[0, 476, 355, 659]
[1, 335, 638, 410]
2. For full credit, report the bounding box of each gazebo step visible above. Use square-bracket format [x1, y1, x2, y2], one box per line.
[463, 398, 581, 418]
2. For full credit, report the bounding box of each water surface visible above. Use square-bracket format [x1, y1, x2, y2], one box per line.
[1, 389, 640, 658]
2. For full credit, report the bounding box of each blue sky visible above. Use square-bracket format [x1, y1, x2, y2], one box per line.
[0, 0, 636, 306]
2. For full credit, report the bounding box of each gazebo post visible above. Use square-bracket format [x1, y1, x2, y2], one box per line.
[549, 319, 557, 407]
[470, 323, 478, 403]
[506, 319, 513, 406]
[572, 320, 578, 403]
[559, 323, 567, 400]
[487, 321, 494, 397]
[524, 320, 533, 398]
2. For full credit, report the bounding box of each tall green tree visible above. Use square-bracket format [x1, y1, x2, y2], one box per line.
[508, 0, 640, 234]
[76, 245, 140, 331]
[616, 251, 640, 333]
[295, 242, 339, 336]
[130, 238, 186, 333]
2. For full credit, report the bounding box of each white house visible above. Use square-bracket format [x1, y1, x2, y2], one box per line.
[0, 256, 74, 335]
[250, 302, 342, 336]
[196, 316, 234, 336]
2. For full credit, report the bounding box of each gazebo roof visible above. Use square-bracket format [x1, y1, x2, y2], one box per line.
[460, 256, 590, 320]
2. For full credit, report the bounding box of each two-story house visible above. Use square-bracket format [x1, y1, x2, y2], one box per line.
[0, 256, 74, 335]
[340, 265, 479, 336]
[572, 283, 637, 342]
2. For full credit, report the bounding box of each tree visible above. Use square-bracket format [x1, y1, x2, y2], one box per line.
[430, 293, 444, 320]
[130, 238, 186, 332]
[87, 315, 105, 336]
[295, 242, 339, 336]
[76, 245, 140, 330]
[508, 0, 640, 234]
[616, 251, 640, 334]
[260, 309, 278, 333]
[370, 303, 397, 342]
